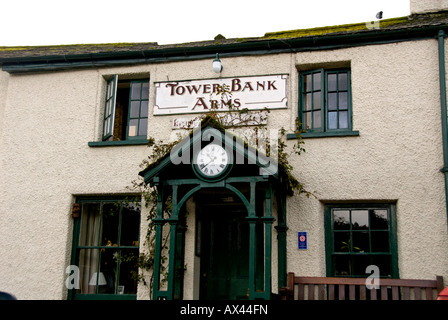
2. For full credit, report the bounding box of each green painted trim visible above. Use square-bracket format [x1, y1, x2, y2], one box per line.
[102, 75, 118, 140]
[286, 130, 359, 139]
[274, 189, 288, 288]
[438, 30, 448, 230]
[88, 139, 149, 147]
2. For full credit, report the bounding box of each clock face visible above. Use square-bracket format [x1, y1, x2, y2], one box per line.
[195, 144, 229, 177]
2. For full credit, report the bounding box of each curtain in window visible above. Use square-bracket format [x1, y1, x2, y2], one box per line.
[78, 204, 101, 294]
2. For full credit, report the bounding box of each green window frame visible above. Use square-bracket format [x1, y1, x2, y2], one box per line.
[68, 196, 141, 300]
[324, 203, 399, 278]
[101, 76, 149, 142]
[127, 80, 149, 140]
[102, 75, 118, 140]
[299, 69, 356, 136]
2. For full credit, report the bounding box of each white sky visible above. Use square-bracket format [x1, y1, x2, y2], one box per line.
[0, 0, 411, 47]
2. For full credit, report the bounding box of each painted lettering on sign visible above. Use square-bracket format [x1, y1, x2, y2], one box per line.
[154, 75, 288, 115]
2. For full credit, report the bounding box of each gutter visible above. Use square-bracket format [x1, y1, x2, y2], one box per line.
[438, 30, 448, 229]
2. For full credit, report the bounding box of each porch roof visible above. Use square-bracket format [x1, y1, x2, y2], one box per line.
[138, 116, 284, 187]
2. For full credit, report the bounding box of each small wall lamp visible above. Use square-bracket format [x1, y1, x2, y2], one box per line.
[212, 53, 223, 73]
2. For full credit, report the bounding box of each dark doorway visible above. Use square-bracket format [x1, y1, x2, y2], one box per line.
[198, 201, 250, 300]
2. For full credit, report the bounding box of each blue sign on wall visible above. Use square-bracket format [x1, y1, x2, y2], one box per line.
[298, 232, 307, 250]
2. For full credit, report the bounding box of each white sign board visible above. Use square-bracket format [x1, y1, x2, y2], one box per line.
[154, 74, 288, 115]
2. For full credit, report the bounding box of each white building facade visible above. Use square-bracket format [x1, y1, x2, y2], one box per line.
[1, 1, 448, 300]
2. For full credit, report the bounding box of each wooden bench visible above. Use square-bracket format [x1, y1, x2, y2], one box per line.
[279, 272, 444, 300]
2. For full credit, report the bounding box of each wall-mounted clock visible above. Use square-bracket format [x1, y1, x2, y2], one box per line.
[193, 143, 231, 179]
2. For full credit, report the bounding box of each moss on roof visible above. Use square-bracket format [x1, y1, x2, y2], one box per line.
[263, 16, 411, 39]
[1, 11, 448, 63]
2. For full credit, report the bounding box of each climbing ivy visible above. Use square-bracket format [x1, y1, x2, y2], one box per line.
[126, 84, 312, 297]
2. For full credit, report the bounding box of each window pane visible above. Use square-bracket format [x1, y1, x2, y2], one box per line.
[140, 101, 149, 118]
[107, 82, 113, 99]
[141, 82, 149, 100]
[371, 255, 392, 277]
[339, 111, 348, 129]
[304, 93, 312, 111]
[370, 210, 388, 230]
[138, 119, 147, 136]
[334, 232, 350, 252]
[103, 118, 110, 136]
[128, 119, 138, 137]
[101, 203, 119, 246]
[130, 101, 140, 118]
[352, 210, 369, 230]
[105, 100, 111, 116]
[117, 248, 139, 294]
[120, 204, 141, 246]
[79, 204, 101, 246]
[339, 92, 348, 109]
[98, 248, 118, 294]
[313, 72, 321, 91]
[328, 111, 337, 129]
[328, 73, 337, 92]
[131, 82, 141, 100]
[78, 248, 100, 294]
[303, 111, 312, 129]
[313, 110, 321, 128]
[334, 255, 351, 276]
[371, 231, 389, 252]
[328, 92, 337, 110]
[313, 92, 321, 110]
[352, 231, 369, 252]
[333, 210, 350, 230]
[338, 73, 348, 91]
[304, 74, 312, 92]
[352, 255, 371, 277]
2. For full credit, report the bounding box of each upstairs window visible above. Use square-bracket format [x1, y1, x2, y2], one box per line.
[102, 76, 149, 141]
[299, 69, 353, 135]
